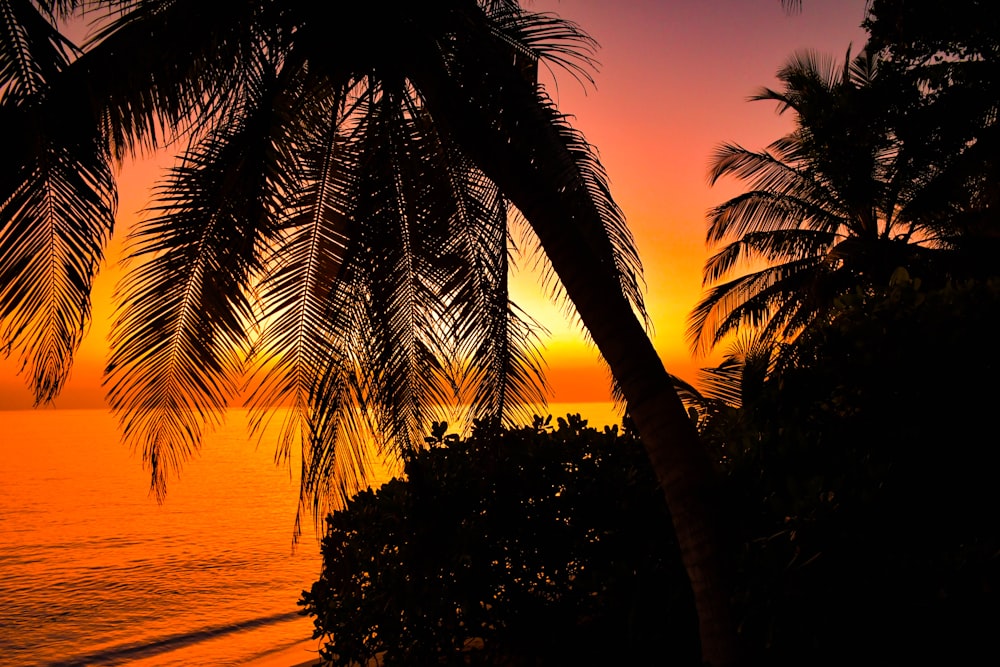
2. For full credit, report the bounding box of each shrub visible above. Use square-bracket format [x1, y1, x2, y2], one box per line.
[300, 415, 698, 666]
[717, 278, 1000, 665]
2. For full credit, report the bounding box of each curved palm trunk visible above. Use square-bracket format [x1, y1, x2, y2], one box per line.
[410, 11, 742, 667]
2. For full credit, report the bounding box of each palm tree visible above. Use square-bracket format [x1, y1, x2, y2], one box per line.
[1, 1, 738, 664]
[689, 48, 945, 355]
[865, 0, 1000, 271]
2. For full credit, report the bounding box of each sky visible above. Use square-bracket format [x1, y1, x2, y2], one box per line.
[0, 0, 869, 410]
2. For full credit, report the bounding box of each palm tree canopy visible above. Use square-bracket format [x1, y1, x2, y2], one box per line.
[689, 48, 946, 355]
[0, 0, 646, 516]
[3, 4, 754, 660]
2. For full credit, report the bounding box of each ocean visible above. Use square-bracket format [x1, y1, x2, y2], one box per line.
[0, 403, 619, 666]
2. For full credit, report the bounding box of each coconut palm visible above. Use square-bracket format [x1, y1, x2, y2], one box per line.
[1, 1, 738, 663]
[689, 48, 945, 355]
[865, 0, 1000, 270]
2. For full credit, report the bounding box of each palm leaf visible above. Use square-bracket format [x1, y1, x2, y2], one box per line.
[0, 128, 114, 403]
[410, 5, 647, 324]
[245, 68, 357, 463]
[707, 143, 848, 238]
[0, 0, 113, 404]
[420, 109, 550, 427]
[484, 0, 598, 87]
[0, 0, 78, 104]
[50, 0, 281, 158]
[0, 0, 116, 405]
[696, 334, 776, 409]
[688, 256, 827, 353]
[105, 58, 286, 498]
[697, 47, 949, 353]
[703, 228, 839, 285]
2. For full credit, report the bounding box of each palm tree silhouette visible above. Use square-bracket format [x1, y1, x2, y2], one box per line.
[689, 49, 944, 355]
[1, 2, 737, 663]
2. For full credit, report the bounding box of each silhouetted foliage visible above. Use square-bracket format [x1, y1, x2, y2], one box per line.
[680, 7, 1000, 663]
[689, 48, 948, 355]
[864, 0, 1000, 271]
[698, 276, 1000, 665]
[300, 416, 698, 666]
[866, 0, 1000, 76]
[694, 3, 1000, 356]
[305, 269, 1000, 664]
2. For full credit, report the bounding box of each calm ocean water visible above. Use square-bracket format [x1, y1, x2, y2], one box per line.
[0, 403, 619, 666]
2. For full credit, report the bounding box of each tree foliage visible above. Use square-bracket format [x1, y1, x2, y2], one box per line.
[693, 1, 1000, 355]
[0, 0, 645, 514]
[301, 416, 699, 666]
[694, 276, 1000, 665]
[2, 5, 741, 661]
[865, 0, 1000, 266]
[689, 48, 944, 353]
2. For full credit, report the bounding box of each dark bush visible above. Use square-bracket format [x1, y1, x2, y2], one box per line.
[720, 278, 1000, 665]
[300, 415, 698, 666]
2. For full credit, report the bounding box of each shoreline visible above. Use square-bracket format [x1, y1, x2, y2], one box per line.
[244, 639, 323, 667]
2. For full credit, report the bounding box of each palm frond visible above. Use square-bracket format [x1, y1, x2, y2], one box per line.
[354, 84, 465, 451]
[454, 287, 550, 428]
[0, 1, 116, 405]
[410, 9, 647, 327]
[426, 127, 550, 427]
[707, 142, 841, 219]
[721, 257, 854, 347]
[707, 187, 845, 250]
[0, 0, 78, 104]
[688, 256, 826, 354]
[105, 61, 286, 498]
[31, 1, 127, 20]
[287, 78, 460, 507]
[0, 0, 113, 402]
[299, 350, 376, 537]
[0, 127, 114, 403]
[48, 0, 283, 158]
[485, 1, 599, 88]
[703, 228, 839, 285]
[752, 50, 843, 115]
[696, 333, 777, 408]
[847, 47, 878, 88]
[245, 70, 358, 466]
[697, 47, 925, 353]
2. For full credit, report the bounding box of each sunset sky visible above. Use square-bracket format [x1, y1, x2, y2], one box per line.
[0, 0, 869, 410]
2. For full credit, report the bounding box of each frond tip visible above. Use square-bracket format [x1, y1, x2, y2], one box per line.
[0, 128, 116, 404]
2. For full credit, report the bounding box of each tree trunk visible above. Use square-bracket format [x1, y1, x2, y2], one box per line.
[410, 9, 743, 666]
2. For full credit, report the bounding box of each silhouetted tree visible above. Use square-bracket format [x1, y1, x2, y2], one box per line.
[865, 0, 1000, 268]
[0, 2, 736, 662]
[689, 48, 946, 354]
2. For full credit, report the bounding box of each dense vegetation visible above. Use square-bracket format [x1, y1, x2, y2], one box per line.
[301, 416, 698, 666]
[4, 0, 994, 664]
[691, 0, 1000, 356]
[696, 277, 1000, 664]
[690, 2, 1000, 659]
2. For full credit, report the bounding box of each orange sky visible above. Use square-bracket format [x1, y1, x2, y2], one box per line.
[0, 0, 868, 410]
